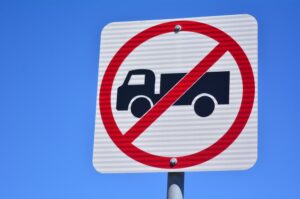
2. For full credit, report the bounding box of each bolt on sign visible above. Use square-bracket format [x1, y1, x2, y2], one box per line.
[93, 14, 258, 173]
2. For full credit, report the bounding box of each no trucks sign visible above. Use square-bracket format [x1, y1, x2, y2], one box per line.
[93, 14, 258, 173]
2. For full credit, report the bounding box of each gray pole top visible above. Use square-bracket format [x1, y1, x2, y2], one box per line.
[167, 172, 184, 199]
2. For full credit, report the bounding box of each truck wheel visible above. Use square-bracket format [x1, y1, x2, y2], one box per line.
[193, 96, 215, 117]
[130, 97, 152, 118]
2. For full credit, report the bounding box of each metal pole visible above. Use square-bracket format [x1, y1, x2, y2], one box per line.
[167, 172, 184, 199]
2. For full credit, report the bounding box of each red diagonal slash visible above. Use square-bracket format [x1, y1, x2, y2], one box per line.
[124, 43, 228, 143]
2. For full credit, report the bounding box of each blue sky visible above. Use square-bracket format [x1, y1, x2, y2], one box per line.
[0, 0, 299, 198]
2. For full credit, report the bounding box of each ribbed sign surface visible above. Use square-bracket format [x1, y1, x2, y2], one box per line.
[93, 14, 258, 173]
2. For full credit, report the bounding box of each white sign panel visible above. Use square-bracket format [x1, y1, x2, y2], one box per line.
[93, 14, 258, 173]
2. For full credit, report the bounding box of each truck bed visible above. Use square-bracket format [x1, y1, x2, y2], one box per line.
[158, 71, 230, 105]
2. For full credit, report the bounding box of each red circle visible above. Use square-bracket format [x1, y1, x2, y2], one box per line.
[99, 21, 255, 169]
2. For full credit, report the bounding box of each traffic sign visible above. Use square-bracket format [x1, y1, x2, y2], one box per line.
[93, 14, 258, 173]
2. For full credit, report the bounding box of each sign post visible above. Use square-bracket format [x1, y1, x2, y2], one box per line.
[167, 172, 184, 199]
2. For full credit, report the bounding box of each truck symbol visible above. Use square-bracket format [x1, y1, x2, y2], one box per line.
[116, 69, 230, 118]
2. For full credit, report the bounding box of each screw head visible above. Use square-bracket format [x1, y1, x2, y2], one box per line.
[174, 25, 181, 33]
[170, 158, 177, 167]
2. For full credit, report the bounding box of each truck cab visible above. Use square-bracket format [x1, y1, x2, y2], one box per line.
[116, 69, 155, 117]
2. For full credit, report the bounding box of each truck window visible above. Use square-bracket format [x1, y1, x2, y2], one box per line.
[128, 74, 145, 85]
